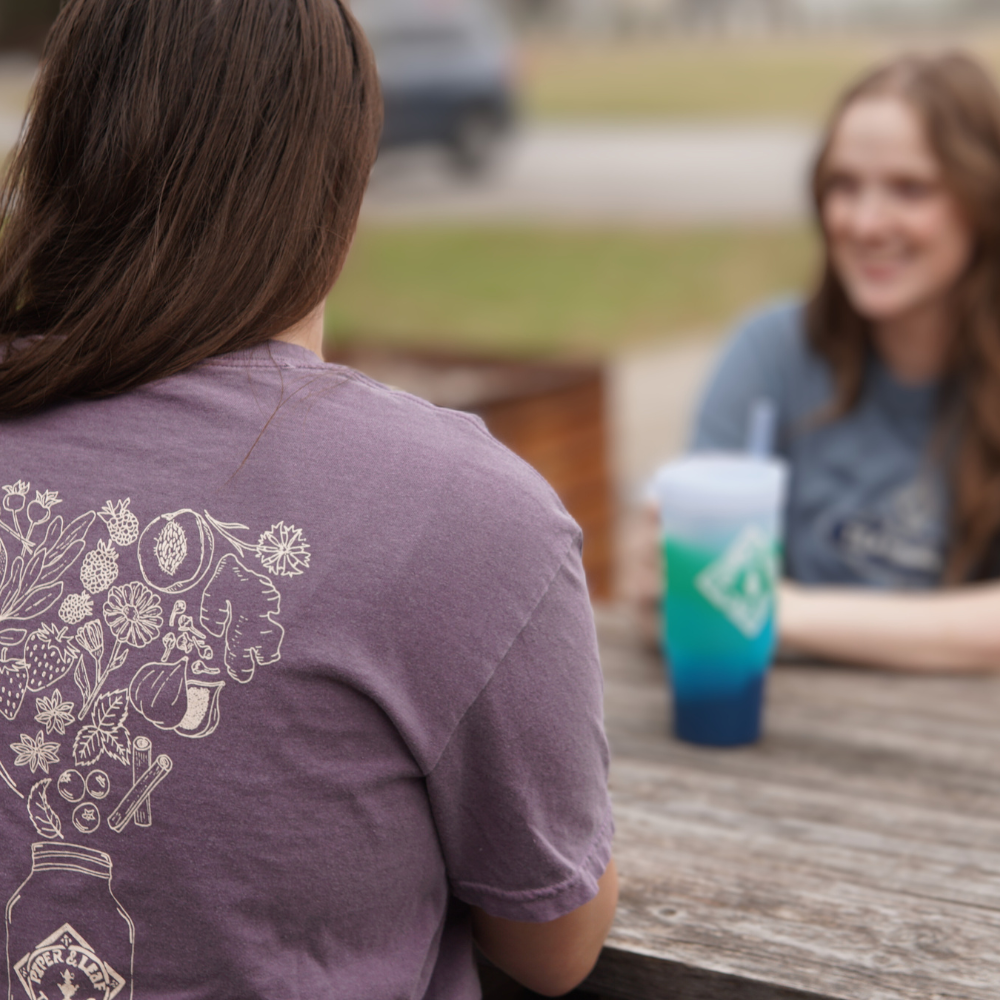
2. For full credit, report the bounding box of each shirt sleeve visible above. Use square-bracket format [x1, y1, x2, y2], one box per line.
[425, 540, 613, 923]
[691, 301, 800, 455]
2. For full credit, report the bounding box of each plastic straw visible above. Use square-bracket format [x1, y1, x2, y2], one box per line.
[746, 397, 777, 458]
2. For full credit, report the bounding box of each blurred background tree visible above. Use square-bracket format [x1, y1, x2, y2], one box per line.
[0, 0, 60, 51]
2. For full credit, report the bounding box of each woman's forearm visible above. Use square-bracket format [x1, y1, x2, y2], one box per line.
[779, 580, 1000, 672]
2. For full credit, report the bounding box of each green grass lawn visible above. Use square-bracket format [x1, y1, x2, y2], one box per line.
[520, 34, 1000, 121]
[325, 224, 817, 358]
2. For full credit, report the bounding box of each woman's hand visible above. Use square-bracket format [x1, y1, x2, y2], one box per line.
[779, 579, 1000, 672]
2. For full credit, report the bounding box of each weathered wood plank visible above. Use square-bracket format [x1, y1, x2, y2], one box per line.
[585, 949, 834, 1000]
[595, 607, 1000, 1000]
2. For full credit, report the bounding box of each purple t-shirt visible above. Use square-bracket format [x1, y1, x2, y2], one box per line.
[0, 342, 613, 999]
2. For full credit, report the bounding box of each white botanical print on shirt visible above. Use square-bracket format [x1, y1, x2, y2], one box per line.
[3, 484, 312, 998]
[0, 484, 310, 835]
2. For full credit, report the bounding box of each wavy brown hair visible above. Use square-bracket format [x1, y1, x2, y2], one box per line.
[0, 0, 381, 412]
[808, 52, 1000, 583]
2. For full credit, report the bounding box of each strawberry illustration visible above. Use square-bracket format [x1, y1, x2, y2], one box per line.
[0, 649, 28, 720]
[23, 624, 78, 692]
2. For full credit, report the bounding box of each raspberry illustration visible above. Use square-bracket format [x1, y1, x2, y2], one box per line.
[99, 498, 140, 547]
[23, 623, 78, 692]
[80, 539, 119, 594]
[58, 591, 94, 625]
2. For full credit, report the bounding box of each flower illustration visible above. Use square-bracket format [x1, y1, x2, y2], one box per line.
[256, 522, 310, 577]
[10, 730, 60, 774]
[75, 619, 105, 662]
[34, 690, 76, 735]
[103, 581, 163, 649]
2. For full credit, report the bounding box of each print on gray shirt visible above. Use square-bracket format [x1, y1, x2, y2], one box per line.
[692, 300, 950, 589]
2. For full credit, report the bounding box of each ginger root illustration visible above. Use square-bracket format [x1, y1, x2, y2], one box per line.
[199, 555, 284, 683]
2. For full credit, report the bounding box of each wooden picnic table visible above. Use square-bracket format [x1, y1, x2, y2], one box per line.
[583, 607, 1000, 1000]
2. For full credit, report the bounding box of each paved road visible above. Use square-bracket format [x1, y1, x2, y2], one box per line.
[364, 123, 819, 226]
[0, 99, 817, 227]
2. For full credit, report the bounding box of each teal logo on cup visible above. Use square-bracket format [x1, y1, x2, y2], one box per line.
[695, 525, 778, 639]
[653, 454, 787, 746]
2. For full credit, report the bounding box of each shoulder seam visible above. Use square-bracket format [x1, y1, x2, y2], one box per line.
[423, 533, 581, 777]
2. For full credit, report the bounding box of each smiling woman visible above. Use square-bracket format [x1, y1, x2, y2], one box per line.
[820, 97, 973, 384]
[652, 52, 1000, 673]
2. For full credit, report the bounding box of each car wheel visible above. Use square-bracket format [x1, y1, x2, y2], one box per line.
[450, 108, 506, 177]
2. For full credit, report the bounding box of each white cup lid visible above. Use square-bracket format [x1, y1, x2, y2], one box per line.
[652, 452, 788, 516]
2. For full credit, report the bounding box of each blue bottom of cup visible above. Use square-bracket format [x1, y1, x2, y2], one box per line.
[672, 673, 765, 747]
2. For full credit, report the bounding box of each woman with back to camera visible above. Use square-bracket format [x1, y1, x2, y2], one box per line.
[687, 51, 1000, 671]
[0, 2, 616, 998]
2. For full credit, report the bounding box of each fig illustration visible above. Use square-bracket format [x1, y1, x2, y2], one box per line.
[138, 510, 214, 594]
[174, 679, 225, 739]
[129, 656, 189, 730]
[129, 656, 225, 739]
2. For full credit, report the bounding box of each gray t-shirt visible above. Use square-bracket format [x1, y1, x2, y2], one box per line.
[0, 342, 613, 1000]
[692, 300, 949, 588]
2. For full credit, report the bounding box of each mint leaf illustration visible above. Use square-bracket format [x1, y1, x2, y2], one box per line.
[73, 725, 102, 767]
[92, 688, 128, 733]
[100, 725, 131, 767]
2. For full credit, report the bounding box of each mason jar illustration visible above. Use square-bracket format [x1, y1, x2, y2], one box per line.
[6, 843, 133, 1000]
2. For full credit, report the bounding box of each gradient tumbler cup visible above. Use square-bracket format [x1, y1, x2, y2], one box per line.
[652, 454, 787, 746]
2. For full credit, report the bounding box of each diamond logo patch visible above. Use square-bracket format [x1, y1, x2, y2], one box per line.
[695, 525, 777, 638]
[14, 923, 126, 1000]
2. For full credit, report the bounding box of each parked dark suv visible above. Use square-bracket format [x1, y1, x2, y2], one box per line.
[352, 0, 516, 174]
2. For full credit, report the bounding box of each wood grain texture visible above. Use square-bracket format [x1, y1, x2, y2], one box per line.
[587, 608, 1000, 1000]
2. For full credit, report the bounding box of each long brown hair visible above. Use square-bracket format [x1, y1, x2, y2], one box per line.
[0, 0, 381, 412]
[808, 52, 1000, 582]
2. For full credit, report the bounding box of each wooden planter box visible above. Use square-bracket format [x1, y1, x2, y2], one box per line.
[327, 347, 614, 600]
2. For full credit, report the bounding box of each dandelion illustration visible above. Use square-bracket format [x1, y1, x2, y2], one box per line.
[10, 730, 60, 774]
[256, 522, 311, 577]
[34, 690, 76, 735]
[104, 582, 163, 649]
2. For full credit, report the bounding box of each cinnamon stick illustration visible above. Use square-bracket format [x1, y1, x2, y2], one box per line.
[132, 736, 152, 827]
[108, 753, 172, 833]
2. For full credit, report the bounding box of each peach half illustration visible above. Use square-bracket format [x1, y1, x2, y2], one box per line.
[138, 509, 215, 594]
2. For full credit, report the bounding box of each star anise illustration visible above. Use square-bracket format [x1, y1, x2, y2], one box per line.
[10, 730, 61, 774]
[34, 690, 76, 735]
